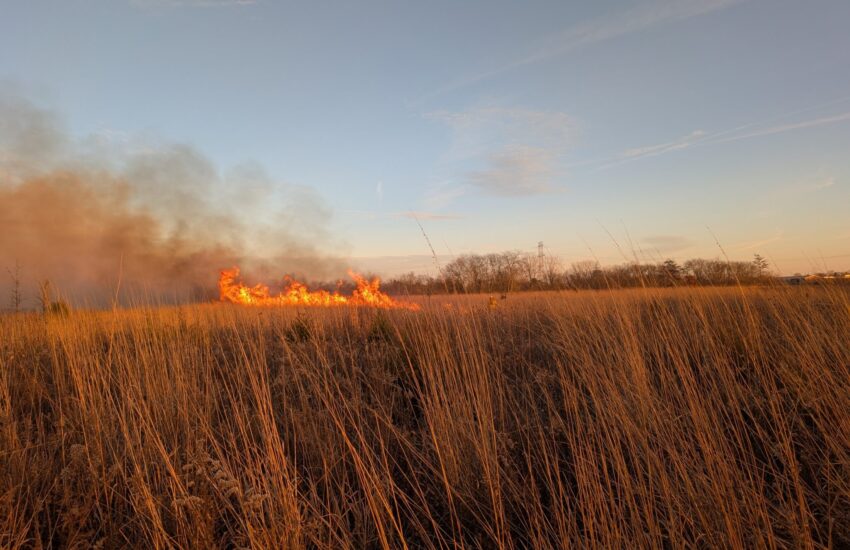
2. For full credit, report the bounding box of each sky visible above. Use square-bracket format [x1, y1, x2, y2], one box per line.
[2, 0, 850, 276]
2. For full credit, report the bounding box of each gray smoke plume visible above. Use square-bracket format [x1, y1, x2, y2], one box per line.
[0, 89, 343, 308]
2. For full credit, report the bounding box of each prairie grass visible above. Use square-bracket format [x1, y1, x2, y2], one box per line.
[1, 286, 849, 548]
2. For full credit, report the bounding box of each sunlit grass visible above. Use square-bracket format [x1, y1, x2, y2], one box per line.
[1, 286, 849, 548]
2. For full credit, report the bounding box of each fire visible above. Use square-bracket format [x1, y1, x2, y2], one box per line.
[219, 267, 420, 311]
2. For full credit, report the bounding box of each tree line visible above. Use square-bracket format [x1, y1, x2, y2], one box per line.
[379, 252, 777, 295]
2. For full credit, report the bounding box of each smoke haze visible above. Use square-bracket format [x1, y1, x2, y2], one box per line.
[0, 90, 343, 308]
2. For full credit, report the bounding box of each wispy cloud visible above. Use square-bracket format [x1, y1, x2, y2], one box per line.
[427, 106, 572, 160]
[598, 107, 850, 171]
[734, 229, 783, 251]
[708, 111, 850, 145]
[641, 235, 695, 253]
[744, 174, 837, 218]
[467, 146, 558, 196]
[131, 0, 257, 8]
[594, 130, 706, 170]
[339, 209, 461, 221]
[428, 105, 572, 199]
[417, 0, 743, 102]
[800, 176, 836, 193]
[396, 211, 461, 221]
[519, 0, 740, 66]
[623, 130, 705, 159]
[422, 181, 470, 209]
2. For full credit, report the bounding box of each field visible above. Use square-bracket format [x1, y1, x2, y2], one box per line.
[2, 286, 849, 548]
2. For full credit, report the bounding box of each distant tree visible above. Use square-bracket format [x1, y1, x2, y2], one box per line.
[518, 255, 538, 289]
[569, 261, 600, 289]
[752, 254, 770, 277]
[542, 255, 564, 289]
[387, 252, 786, 295]
[683, 258, 708, 283]
[661, 259, 682, 285]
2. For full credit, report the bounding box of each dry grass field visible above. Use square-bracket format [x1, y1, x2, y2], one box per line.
[2, 286, 849, 548]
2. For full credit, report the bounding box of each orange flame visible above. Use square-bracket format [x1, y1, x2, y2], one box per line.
[219, 267, 420, 311]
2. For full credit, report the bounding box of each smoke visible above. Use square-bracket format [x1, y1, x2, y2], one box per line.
[0, 90, 343, 308]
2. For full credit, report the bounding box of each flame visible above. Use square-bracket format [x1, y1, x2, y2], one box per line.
[219, 267, 420, 310]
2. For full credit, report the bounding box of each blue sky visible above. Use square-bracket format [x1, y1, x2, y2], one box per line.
[3, 0, 849, 275]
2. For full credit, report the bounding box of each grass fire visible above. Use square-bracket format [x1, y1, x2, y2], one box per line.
[219, 267, 421, 310]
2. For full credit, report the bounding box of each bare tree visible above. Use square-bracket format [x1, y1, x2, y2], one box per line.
[542, 255, 563, 289]
[518, 255, 537, 288]
[569, 260, 600, 287]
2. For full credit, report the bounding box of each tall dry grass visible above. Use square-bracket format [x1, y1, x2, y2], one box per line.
[1, 286, 849, 548]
